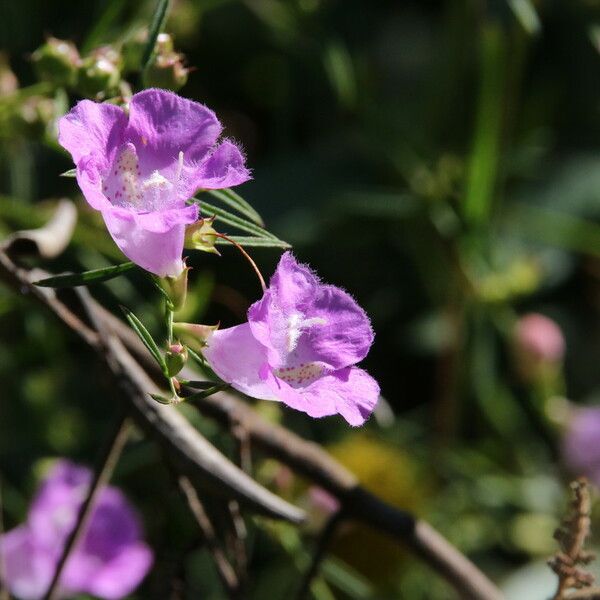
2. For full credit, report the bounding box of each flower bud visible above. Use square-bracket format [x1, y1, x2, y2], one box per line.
[172, 322, 218, 354]
[31, 37, 80, 88]
[513, 313, 565, 383]
[562, 405, 600, 487]
[156, 265, 189, 312]
[76, 47, 121, 98]
[143, 51, 189, 91]
[165, 342, 188, 377]
[184, 218, 220, 255]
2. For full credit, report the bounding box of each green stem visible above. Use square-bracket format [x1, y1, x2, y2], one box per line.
[166, 299, 174, 345]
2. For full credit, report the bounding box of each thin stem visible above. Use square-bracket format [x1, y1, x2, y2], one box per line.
[177, 476, 241, 599]
[42, 416, 132, 600]
[294, 510, 344, 600]
[215, 233, 267, 292]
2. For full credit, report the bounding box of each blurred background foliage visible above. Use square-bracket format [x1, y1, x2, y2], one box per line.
[1, 0, 600, 598]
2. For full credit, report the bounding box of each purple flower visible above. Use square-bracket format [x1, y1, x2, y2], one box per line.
[562, 406, 600, 487]
[0, 460, 153, 600]
[203, 252, 379, 425]
[58, 89, 250, 277]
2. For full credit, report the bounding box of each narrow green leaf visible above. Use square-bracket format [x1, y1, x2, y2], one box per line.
[197, 200, 279, 240]
[141, 0, 170, 70]
[33, 262, 136, 288]
[60, 168, 77, 178]
[205, 188, 264, 226]
[121, 305, 167, 373]
[214, 235, 291, 249]
[183, 383, 229, 402]
[81, 0, 127, 54]
[463, 24, 507, 227]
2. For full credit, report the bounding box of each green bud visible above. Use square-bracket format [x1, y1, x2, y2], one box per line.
[155, 33, 175, 55]
[143, 52, 189, 91]
[32, 37, 80, 88]
[184, 217, 220, 255]
[172, 322, 218, 354]
[76, 47, 121, 98]
[165, 342, 188, 377]
[157, 265, 189, 312]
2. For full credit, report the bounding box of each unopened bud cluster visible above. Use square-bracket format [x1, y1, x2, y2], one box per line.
[30, 33, 189, 99]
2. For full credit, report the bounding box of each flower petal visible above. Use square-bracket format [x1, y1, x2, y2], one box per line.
[268, 367, 379, 426]
[102, 206, 194, 277]
[192, 139, 252, 190]
[0, 526, 55, 600]
[125, 89, 222, 172]
[58, 100, 127, 165]
[249, 253, 374, 370]
[75, 154, 111, 211]
[203, 323, 275, 400]
[86, 544, 154, 600]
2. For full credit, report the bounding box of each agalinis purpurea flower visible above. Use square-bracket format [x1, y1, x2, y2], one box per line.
[202, 252, 379, 426]
[0, 460, 153, 600]
[562, 406, 600, 487]
[58, 89, 250, 277]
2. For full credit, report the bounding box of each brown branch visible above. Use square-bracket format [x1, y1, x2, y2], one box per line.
[177, 476, 241, 599]
[190, 392, 504, 600]
[85, 304, 504, 600]
[43, 416, 132, 600]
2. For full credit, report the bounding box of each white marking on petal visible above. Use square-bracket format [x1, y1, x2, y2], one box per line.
[285, 312, 327, 352]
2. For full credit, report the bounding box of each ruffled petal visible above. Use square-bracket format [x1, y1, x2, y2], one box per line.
[58, 100, 127, 165]
[248, 253, 373, 371]
[101, 207, 190, 277]
[203, 323, 275, 400]
[125, 89, 222, 173]
[192, 140, 252, 191]
[270, 367, 379, 426]
[296, 284, 374, 370]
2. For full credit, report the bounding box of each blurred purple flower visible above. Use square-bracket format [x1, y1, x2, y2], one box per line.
[562, 406, 600, 487]
[203, 252, 379, 425]
[58, 89, 250, 277]
[0, 460, 153, 600]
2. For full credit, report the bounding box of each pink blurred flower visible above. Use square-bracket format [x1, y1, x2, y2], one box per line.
[0, 460, 153, 600]
[58, 89, 250, 277]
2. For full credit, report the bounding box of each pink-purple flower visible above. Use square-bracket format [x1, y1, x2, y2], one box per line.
[202, 252, 379, 426]
[0, 460, 153, 600]
[58, 89, 250, 277]
[562, 406, 600, 487]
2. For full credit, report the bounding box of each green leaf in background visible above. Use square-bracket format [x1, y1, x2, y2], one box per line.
[121, 305, 167, 374]
[141, 0, 170, 70]
[206, 188, 265, 226]
[463, 24, 507, 227]
[506, 203, 600, 258]
[33, 262, 136, 288]
[60, 168, 76, 178]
